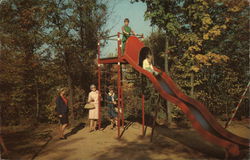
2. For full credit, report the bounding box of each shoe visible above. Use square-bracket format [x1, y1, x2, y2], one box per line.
[111, 124, 114, 130]
[153, 71, 159, 76]
[154, 71, 162, 78]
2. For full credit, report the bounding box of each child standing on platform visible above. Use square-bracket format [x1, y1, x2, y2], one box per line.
[122, 18, 136, 53]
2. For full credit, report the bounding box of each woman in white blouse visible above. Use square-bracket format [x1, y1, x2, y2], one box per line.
[87, 84, 99, 132]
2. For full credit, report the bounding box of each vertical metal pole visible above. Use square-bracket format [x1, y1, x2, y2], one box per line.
[118, 32, 125, 128]
[97, 41, 101, 129]
[121, 67, 125, 128]
[118, 32, 121, 58]
[117, 62, 121, 137]
[142, 95, 145, 136]
[117, 32, 121, 137]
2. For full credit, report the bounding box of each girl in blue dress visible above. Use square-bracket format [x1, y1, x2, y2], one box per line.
[106, 86, 118, 129]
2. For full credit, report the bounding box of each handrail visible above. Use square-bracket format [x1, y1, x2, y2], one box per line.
[99, 34, 117, 40]
[98, 33, 144, 41]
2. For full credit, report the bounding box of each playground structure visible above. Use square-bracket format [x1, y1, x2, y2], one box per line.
[97, 33, 146, 137]
[97, 33, 250, 158]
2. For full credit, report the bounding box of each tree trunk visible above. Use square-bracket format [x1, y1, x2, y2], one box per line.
[165, 36, 172, 124]
[150, 103, 158, 142]
[67, 74, 74, 121]
[35, 80, 39, 121]
[190, 72, 194, 98]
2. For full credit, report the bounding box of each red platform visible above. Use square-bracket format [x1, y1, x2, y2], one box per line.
[98, 57, 127, 64]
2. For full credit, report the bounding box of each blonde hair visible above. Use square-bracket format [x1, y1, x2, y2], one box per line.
[58, 87, 67, 95]
[90, 84, 96, 89]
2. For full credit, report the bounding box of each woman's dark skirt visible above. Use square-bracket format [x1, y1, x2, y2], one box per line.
[59, 114, 69, 124]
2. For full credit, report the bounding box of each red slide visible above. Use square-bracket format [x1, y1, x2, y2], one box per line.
[122, 36, 250, 157]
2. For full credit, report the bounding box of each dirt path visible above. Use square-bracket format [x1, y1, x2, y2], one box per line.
[34, 122, 221, 160]
[1, 124, 54, 160]
[2, 119, 249, 160]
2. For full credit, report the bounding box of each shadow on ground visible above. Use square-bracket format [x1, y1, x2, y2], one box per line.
[65, 122, 85, 138]
[34, 137, 85, 160]
[155, 125, 225, 158]
[94, 124, 225, 160]
[2, 125, 53, 160]
[2, 122, 86, 160]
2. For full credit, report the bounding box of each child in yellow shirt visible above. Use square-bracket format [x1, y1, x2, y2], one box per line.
[143, 54, 160, 76]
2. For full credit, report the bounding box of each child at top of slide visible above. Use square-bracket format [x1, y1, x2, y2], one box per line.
[122, 18, 136, 53]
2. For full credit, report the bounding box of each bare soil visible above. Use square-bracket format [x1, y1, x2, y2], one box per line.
[1, 119, 249, 160]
